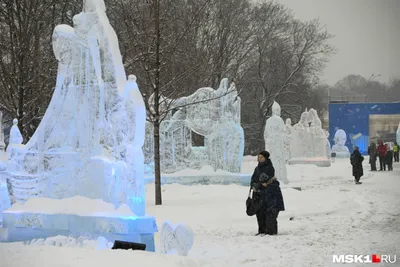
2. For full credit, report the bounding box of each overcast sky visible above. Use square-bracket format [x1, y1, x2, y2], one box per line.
[275, 0, 400, 85]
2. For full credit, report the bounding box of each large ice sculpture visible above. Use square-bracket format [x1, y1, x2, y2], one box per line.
[264, 101, 288, 184]
[3, 0, 146, 216]
[145, 79, 244, 174]
[288, 109, 331, 167]
[331, 129, 350, 158]
[396, 122, 400, 143]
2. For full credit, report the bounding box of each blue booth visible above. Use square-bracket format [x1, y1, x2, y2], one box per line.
[329, 102, 400, 155]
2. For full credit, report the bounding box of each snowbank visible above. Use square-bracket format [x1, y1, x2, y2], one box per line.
[5, 196, 134, 217]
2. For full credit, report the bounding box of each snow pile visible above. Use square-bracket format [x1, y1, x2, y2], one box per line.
[5, 196, 135, 217]
[25, 236, 113, 250]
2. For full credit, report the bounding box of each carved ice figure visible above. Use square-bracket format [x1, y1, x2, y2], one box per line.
[284, 118, 293, 162]
[308, 108, 329, 158]
[4, 0, 147, 216]
[291, 109, 311, 158]
[9, 119, 23, 145]
[264, 101, 288, 184]
[332, 129, 350, 157]
[149, 78, 244, 173]
[160, 221, 194, 256]
[325, 130, 332, 159]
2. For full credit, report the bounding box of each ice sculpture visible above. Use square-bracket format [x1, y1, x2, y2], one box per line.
[264, 101, 288, 184]
[2, 0, 146, 216]
[325, 130, 332, 159]
[288, 109, 331, 167]
[396, 122, 400, 143]
[145, 78, 244, 174]
[8, 119, 23, 145]
[284, 118, 293, 162]
[160, 221, 194, 256]
[291, 109, 311, 158]
[331, 129, 350, 158]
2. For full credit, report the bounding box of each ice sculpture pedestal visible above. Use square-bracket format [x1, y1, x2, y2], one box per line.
[0, 210, 157, 252]
[288, 157, 331, 167]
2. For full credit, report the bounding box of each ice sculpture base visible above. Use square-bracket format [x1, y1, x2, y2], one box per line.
[288, 157, 331, 167]
[145, 174, 252, 186]
[0, 210, 157, 252]
[332, 152, 350, 158]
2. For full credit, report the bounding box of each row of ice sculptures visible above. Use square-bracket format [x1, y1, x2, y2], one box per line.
[0, 0, 348, 210]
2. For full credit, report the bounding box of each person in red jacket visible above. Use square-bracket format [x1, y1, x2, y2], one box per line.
[377, 140, 388, 171]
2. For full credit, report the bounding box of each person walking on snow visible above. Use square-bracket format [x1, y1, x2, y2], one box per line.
[351, 146, 364, 184]
[368, 141, 378, 171]
[250, 151, 275, 236]
[377, 140, 387, 171]
[257, 173, 285, 235]
[394, 142, 399, 162]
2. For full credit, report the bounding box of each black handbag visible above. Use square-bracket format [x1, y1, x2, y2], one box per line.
[246, 188, 260, 216]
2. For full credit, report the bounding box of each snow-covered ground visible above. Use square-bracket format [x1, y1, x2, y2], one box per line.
[1, 158, 400, 267]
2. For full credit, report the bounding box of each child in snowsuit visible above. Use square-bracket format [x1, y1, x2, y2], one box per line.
[257, 173, 285, 235]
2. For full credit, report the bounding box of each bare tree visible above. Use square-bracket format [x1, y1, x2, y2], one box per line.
[0, 0, 79, 141]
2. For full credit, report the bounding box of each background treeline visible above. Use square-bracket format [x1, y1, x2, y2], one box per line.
[0, 0, 399, 155]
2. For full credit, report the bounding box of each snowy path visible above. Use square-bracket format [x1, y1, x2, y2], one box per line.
[1, 159, 399, 267]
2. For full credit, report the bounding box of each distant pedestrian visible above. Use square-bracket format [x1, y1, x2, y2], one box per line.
[385, 143, 394, 171]
[377, 140, 387, 171]
[350, 146, 364, 184]
[368, 141, 378, 171]
[394, 142, 399, 162]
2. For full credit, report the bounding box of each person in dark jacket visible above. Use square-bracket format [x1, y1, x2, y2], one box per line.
[250, 151, 275, 235]
[368, 141, 377, 171]
[258, 173, 285, 235]
[350, 146, 364, 184]
[384, 143, 393, 171]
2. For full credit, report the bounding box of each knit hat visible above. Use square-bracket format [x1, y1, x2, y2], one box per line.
[258, 151, 270, 160]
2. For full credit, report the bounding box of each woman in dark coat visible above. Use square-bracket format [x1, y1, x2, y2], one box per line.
[350, 146, 364, 184]
[258, 173, 285, 235]
[250, 151, 275, 235]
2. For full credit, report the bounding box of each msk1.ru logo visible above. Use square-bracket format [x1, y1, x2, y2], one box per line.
[332, 254, 397, 264]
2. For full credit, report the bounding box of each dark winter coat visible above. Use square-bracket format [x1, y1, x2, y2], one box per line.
[258, 179, 285, 213]
[385, 150, 393, 164]
[351, 150, 364, 177]
[250, 159, 275, 189]
[368, 143, 377, 163]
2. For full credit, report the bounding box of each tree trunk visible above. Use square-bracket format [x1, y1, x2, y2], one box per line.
[258, 118, 266, 151]
[153, 121, 162, 205]
[154, 0, 162, 205]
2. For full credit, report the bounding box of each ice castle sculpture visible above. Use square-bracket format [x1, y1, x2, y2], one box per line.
[331, 129, 350, 158]
[288, 108, 331, 167]
[145, 79, 244, 174]
[2, 0, 147, 215]
[0, 0, 157, 250]
[264, 101, 289, 184]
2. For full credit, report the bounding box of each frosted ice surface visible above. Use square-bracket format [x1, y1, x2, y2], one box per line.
[3, 0, 146, 216]
[0, 112, 5, 152]
[290, 109, 330, 160]
[145, 78, 244, 174]
[160, 221, 194, 256]
[264, 101, 288, 184]
[9, 119, 23, 145]
[332, 129, 350, 157]
[396, 122, 400, 143]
